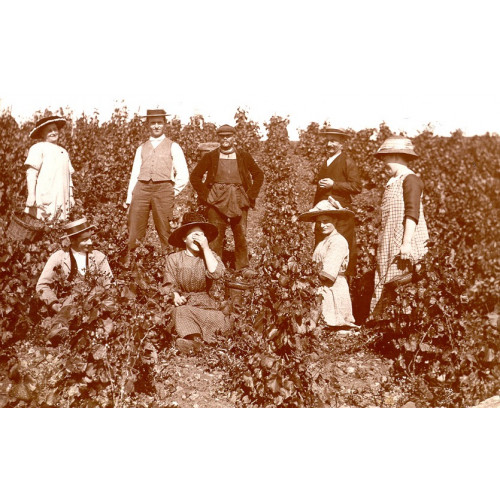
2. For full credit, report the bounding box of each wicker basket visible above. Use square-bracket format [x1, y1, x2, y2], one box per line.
[6, 212, 45, 242]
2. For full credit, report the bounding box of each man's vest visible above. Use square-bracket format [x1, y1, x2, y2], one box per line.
[138, 138, 173, 181]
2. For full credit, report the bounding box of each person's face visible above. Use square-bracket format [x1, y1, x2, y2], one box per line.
[381, 154, 408, 176]
[42, 123, 60, 144]
[218, 133, 235, 151]
[183, 225, 205, 252]
[325, 137, 343, 156]
[147, 117, 166, 138]
[316, 215, 337, 237]
[70, 230, 93, 253]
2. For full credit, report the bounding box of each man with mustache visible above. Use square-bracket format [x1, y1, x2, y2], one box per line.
[36, 217, 113, 312]
[313, 127, 362, 277]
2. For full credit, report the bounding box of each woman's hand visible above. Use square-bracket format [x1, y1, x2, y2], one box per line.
[173, 292, 187, 307]
[192, 233, 210, 251]
[399, 242, 412, 260]
[318, 178, 334, 189]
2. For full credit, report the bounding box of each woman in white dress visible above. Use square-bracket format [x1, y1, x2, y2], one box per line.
[24, 116, 75, 221]
[298, 197, 359, 333]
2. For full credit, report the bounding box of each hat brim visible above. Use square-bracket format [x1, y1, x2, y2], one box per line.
[318, 131, 350, 138]
[61, 225, 96, 239]
[298, 209, 355, 222]
[30, 118, 67, 139]
[168, 222, 219, 248]
[373, 149, 419, 160]
[141, 114, 171, 118]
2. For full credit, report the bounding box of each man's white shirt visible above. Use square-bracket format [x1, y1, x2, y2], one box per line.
[126, 135, 189, 204]
[326, 150, 342, 167]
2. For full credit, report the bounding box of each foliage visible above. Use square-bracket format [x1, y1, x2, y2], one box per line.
[0, 106, 498, 407]
[295, 122, 500, 406]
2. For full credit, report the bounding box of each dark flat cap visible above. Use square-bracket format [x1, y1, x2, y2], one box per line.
[216, 124, 236, 136]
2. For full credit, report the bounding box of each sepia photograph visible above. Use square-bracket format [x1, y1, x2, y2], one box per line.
[1, 0, 498, 496]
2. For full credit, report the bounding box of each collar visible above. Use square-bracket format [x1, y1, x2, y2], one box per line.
[149, 134, 166, 143]
[327, 150, 342, 166]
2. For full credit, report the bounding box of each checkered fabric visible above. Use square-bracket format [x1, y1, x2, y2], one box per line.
[164, 251, 228, 342]
[370, 172, 429, 312]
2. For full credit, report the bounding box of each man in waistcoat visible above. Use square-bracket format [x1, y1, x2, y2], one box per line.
[190, 124, 264, 278]
[124, 109, 189, 256]
[313, 127, 361, 276]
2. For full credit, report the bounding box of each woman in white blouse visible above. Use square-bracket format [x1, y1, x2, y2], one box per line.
[24, 116, 75, 221]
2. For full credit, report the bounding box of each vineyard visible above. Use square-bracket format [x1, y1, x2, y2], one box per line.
[0, 107, 499, 407]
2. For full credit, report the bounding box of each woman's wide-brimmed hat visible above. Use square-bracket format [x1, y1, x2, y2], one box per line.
[373, 135, 419, 160]
[29, 116, 67, 139]
[141, 109, 171, 118]
[318, 127, 350, 139]
[298, 197, 355, 223]
[168, 212, 219, 248]
[61, 217, 95, 239]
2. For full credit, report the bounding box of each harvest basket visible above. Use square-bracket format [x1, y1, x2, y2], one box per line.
[6, 211, 45, 242]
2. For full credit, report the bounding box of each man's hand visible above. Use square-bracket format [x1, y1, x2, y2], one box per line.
[123, 202, 130, 215]
[173, 292, 187, 307]
[318, 178, 334, 189]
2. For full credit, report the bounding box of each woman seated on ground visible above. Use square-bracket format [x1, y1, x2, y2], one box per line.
[369, 136, 429, 316]
[24, 115, 75, 221]
[162, 212, 230, 354]
[298, 197, 359, 334]
[36, 217, 113, 312]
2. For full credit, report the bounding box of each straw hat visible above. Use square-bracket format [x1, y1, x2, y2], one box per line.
[298, 197, 354, 222]
[373, 136, 418, 160]
[318, 127, 350, 139]
[141, 109, 170, 118]
[61, 217, 95, 239]
[29, 116, 67, 139]
[168, 212, 218, 248]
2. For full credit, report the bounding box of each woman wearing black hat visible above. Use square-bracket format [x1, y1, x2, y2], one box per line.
[163, 212, 230, 354]
[24, 116, 75, 221]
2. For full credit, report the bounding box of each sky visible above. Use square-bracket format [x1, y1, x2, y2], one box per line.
[1, 0, 499, 140]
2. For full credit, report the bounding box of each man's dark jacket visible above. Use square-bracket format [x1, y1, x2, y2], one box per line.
[313, 152, 361, 206]
[190, 148, 264, 205]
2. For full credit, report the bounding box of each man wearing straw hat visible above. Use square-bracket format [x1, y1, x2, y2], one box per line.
[124, 109, 189, 257]
[36, 217, 113, 312]
[313, 127, 361, 276]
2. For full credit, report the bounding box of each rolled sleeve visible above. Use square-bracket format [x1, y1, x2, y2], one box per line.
[205, 252, 225, 280]
[24, 143, 43, 172]
[171, 142, 189, 196]
[126, 146, 143, 204]
[403, 174, 423, 223]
